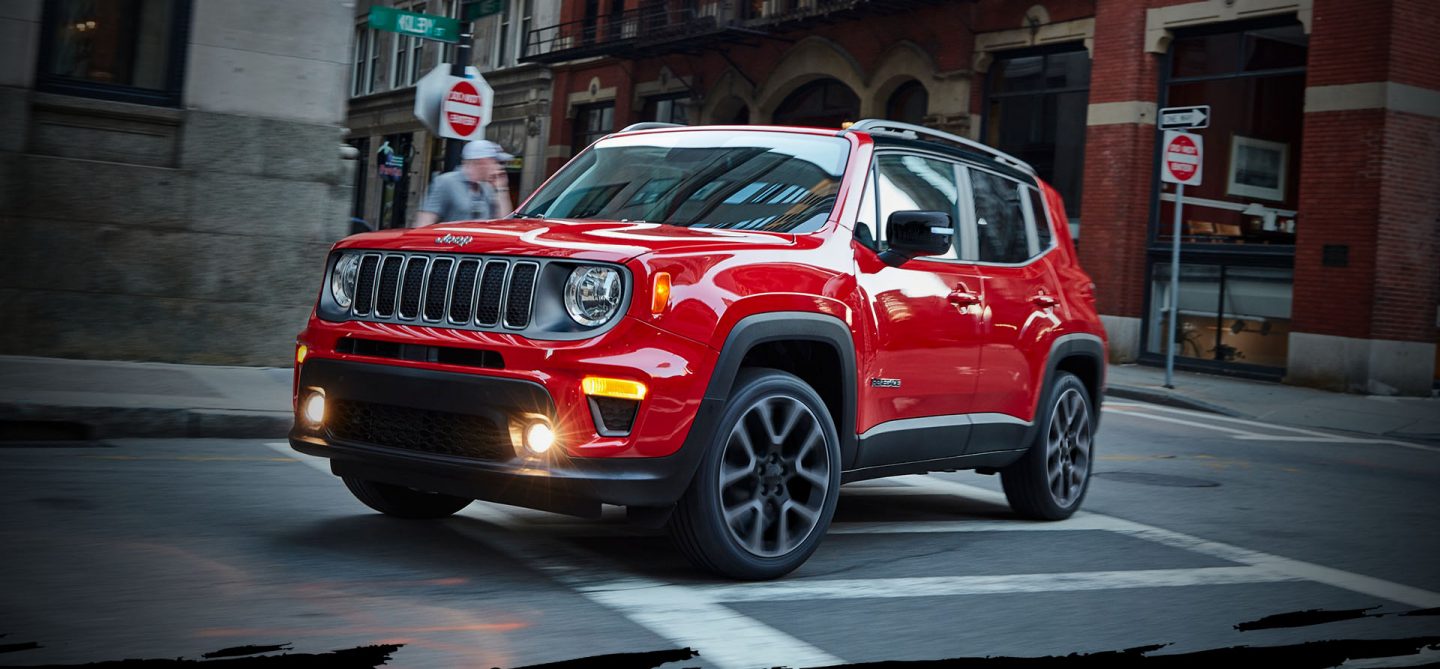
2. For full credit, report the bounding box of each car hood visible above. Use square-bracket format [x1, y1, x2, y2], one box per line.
[334, 218, 795, 263]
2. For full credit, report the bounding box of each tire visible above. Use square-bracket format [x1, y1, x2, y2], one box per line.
[341, 476, 473, 519]
[1000, 371, 1095, 520]
[668, 368, 842, 580]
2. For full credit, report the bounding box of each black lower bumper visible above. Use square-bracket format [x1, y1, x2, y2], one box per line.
[291, 358, 710, 517]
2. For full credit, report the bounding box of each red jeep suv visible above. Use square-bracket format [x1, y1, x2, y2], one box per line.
[291, 120, 1107, 579]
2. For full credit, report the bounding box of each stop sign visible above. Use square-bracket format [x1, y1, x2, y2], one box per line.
[1161, 130, 1203, 186]
[442, 79, 486, 140]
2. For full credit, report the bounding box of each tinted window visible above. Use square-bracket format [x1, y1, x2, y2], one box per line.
[971, 169, 1030, 263]
[875, 154, 960, 260]
[1026, 187, 1052, 250]
[520, 130, 849, 232]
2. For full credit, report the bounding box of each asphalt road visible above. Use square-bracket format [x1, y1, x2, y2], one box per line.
[2, 399, 1438, 667]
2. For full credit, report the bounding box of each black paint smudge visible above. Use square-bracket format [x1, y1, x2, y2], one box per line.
[201, 644, 294, 659]
[0, 643, 41, 656]
[1235, 607, 1382, 631]
[501, 647, 699, 669]
[0, 643, 400, 668]
[1403, 608, 1440, 617]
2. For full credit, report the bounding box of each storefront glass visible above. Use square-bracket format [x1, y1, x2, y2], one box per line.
[1147, 264, 1293, 368]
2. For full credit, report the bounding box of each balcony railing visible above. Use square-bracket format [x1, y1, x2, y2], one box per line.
[521, 0, 950, 63]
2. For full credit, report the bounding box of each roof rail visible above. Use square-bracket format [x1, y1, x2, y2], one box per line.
[843, 119, 1036, 177]
[619, 122, 685, 132]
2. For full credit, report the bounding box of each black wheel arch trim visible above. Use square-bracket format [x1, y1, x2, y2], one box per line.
[688, 311, 860, 471]
[1029, 333, 1106, 442]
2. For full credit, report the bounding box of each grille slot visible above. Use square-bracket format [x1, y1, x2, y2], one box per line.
[340, 253, 609, 334]
[326, 399, 512, 461]
[424, 258, 453, 321]
[504, 262, 538, 328]
[476, 261, 508, 326]
[353, 255, 379, 315]
[398, 257, 428, 319]
[448, 259, 480, 323]
[374, 256, 404, 317]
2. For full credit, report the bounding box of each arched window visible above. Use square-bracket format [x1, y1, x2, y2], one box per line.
[772, 78, 859, 128]
[885, 80, 928, 125]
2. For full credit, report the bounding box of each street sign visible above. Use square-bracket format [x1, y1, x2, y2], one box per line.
[414, 63, 482, 134]
[463, 0, 505, 21]
[440, 76, 493, 140]
[1158, 105, 1210, 130]
[368, 6, 461, 43]
[1161, 131, 1203, 186]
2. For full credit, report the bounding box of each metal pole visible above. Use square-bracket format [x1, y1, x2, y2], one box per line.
[1164, 181, 1184, 389]
[443, 24, 473, 173]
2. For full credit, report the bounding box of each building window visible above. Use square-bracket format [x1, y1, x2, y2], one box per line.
[984, 47, 1090, 219]
[352, 25, 376, 96]
[1154, 22, 1307, 247]
[390, 32, 410, 88]
[1147, 263, 1293, 369]
[644, 94, 689, 125]
[409, 3, 426, 82]
[495, 0, 512, 67]
[35, 0, 191, 106]
[572, 102, 614, 156]
[886, 81, 928, 126]
[772, 78, 860, 128]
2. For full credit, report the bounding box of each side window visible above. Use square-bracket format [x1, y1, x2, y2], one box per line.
[1025, 187, 1052, 250]
[875, 154, 961, 260]
[971, 169, 1030, 263]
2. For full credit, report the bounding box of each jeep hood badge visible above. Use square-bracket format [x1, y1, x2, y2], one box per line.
[435, 233, 473, 246]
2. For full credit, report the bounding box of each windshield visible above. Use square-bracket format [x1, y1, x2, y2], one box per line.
[516, 131, 850, 233]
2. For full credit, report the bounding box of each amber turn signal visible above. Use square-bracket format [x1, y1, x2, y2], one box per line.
[295, 344, 308, 364]
[582, 376, 648, 401]
[651, 272, 672, 315]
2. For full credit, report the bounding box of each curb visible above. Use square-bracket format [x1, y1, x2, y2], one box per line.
[0, 402, 292, 440]
[1103, 384, 1248, 418]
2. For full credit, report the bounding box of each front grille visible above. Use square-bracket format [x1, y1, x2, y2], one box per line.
[326, 398, 512, 461]
[345, 253, 542, 332]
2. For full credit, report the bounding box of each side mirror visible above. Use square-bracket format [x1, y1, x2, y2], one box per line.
[880, 211, 953, 266]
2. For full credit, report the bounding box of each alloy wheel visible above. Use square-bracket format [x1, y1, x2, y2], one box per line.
[717, 395, 832, 558]
[1046, 387, 1092, 508]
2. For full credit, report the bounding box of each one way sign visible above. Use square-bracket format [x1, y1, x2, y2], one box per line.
[1159, 105, 1210, 130]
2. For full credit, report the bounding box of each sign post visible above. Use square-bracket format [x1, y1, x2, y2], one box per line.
[1159, 128, 1203, 388]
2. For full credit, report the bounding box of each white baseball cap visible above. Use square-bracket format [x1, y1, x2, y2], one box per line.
[462, 140, 514, 161]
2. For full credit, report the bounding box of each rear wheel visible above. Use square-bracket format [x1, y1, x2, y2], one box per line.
[669, 369, 841, 580]
[1000, 371, 1094, 520]
[341, 477, 472, 519]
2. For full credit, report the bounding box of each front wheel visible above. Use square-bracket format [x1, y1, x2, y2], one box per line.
[1000, 371, 1095, 520]
[668, 369, 841, 580]
[341, 477, 473, 519]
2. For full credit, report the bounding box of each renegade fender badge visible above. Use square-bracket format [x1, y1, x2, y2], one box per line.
[870, 378, 901, 388]
[435, 233, 473, 246]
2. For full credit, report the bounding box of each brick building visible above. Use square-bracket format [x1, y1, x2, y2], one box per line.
[520, 0, 1438, 395]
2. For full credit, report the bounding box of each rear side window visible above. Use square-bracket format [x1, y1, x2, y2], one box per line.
[971, 169, 1029, 263]
[1026, 187, 1052, 250]
[875, 154, 961, 260]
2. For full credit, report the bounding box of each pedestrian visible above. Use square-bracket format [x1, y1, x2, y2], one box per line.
[413, 140, 514, 226]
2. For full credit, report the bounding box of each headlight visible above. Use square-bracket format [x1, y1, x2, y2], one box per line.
[330, 253, 361, 309]
[563, 266, 623, 326]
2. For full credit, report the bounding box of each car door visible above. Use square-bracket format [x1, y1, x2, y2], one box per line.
[966, 167, 1064, 453]
[853, 152, 986, 467]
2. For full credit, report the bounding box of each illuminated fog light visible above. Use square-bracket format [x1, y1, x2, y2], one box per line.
[301, 391, 326, 427]
[524, 422, 555, 455]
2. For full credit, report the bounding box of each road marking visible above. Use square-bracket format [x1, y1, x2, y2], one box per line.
[657, 566, 1297, 603]
[1105, 402, 1438, 452]
[264, 442, 845, 669]
[830, 517, 1123, 534]
[902, 476, 1440, 609]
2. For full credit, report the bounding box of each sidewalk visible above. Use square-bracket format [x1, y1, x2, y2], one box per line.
[1105, 363, 1440, 443]
[1, 355, 1436, 443]
[0, 355, 292, 440]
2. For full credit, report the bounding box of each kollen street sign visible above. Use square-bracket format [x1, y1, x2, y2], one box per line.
[1158, 105, 1210, 131]
[368, 6, 460, 43]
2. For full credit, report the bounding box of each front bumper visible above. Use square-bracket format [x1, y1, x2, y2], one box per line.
[290, 352, 716, 517]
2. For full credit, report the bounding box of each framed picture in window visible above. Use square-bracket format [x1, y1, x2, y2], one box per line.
[1227, 135, 1288, 202]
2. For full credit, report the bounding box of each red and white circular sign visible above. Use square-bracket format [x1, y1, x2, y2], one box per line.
[1161, 131, 1203, 186]
[443, 80, 484, 139]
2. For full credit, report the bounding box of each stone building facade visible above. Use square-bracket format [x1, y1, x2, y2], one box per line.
[0, 0, 354, 366]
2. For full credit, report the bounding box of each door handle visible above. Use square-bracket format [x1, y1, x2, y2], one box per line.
[1030, 293, 1059, 308]
[948, 289, 981, 307]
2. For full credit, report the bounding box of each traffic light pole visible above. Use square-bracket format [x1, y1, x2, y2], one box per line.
[443, 23, 473, 173]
